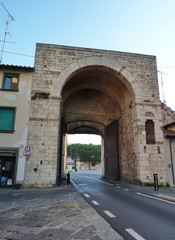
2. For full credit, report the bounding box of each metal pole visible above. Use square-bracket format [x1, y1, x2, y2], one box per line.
[153, 174, 159, 194]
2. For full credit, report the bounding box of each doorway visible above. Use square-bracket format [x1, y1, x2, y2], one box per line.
[65, 133, 102, 177]
[0, 149, 17, 187]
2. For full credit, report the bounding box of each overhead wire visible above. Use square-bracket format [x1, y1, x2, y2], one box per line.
[0, 49, 34, 58]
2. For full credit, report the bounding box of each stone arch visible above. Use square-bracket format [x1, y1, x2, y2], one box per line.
[145, 112, 154, 117]
[60, 57, 138, 181]
[26, 44, 166, 187]
[143, 108, 160, 120]
[56, 56, 140, 99]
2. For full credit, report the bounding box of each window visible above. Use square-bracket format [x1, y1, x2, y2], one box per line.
[91, 161, 96, 166]
[145, 119, 155, 144]
[2, 73, 19, 91]
[0, 108, 15, 133]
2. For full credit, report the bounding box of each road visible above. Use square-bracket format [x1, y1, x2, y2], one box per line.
[71, 172, 175, 240]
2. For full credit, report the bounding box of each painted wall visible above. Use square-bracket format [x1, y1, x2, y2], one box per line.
[82, 161, 101, 171]
[164, 138, 175, 186]
[0, 69, 33, 184]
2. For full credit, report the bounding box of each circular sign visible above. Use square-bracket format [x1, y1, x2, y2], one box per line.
[25, 146, 31, 152]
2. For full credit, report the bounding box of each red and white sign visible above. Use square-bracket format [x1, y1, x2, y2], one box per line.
[24, 146, 31, 152]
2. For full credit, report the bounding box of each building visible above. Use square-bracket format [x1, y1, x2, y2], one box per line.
[0, 65, 33, 187]
[66, 157, 75, 173]
[82, 161, 101, 171]
[25, 43, 166, 187]
[162, 122, 175, 186]
[2, 44, 174, 188]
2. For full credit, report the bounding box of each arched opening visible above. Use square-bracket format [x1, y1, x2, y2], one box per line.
[61, 65, 135, 181]
[66, 133, 102, 175]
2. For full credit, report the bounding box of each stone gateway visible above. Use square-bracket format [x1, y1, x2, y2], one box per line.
[26, 43, 166, 187]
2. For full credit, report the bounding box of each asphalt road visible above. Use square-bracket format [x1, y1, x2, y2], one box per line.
[71, 172, 175, 240]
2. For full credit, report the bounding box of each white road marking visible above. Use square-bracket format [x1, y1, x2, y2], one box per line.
[125, 229, 146, 240]
[91, 178, 113, 186]
[103, 210, 116, 218]
[116, 186, 121, 189]
[124, 188, 129, 191]
[78, 183, 87, 186]
[71, 179, 79, 189]
[136, 192, 175, 205]
[84, 194, 90, 198]
[92, 200, 100, 205]
[0, 205, 20, 213]
[81, 176, 113, 186]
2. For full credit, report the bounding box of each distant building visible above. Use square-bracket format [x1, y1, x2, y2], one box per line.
[0, 65, 33, 187]
[162, 121, 175, 186]
[82, 161, 101, 171]
[66, 157, 75, 173]
[66, 157, 82, 173]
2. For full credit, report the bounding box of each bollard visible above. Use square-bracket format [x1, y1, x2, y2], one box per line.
[153, 173, 159, 192]
[67, 171, 70, 184]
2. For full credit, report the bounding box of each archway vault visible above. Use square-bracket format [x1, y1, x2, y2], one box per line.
[61, 64, 135, 180]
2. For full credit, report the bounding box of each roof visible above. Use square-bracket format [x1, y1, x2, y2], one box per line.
[162, 129, 175, 137]
[0, 64, 34, 72]
[163, 121, 175, 129]
[162, 121, 175, 137]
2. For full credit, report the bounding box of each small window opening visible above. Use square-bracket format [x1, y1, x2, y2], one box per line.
[145, 119, 155, 144]
[2, 73, 19, 91]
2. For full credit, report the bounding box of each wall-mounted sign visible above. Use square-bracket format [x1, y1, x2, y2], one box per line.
[24, 146, 31, 152]
[24, 146, 31, 156]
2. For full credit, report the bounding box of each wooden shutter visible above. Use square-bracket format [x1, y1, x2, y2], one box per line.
[145, 120, 155, 144]
[0, 108, 15, 131]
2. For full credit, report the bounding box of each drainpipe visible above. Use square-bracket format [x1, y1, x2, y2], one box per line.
[169, 137, 175, 185]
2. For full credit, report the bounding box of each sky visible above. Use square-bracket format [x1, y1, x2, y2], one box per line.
[0, 0, 175, 144]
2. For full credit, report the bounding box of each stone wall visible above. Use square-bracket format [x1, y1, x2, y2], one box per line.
[26, 43, 166, 187]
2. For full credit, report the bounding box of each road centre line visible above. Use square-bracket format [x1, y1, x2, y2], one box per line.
[125, 228, 146, 240]
[78, 175, 113, 186]
[92, 200, 100, 205]
[0, 205, 20, 213]
[90, 177, 113, 186]
[103, 210, 116, 218]
[84, 194, 90, 198]
[136, 192, 175, 205]
[123, 188, 129, 191]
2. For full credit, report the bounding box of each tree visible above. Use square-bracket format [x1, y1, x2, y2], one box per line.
[67, 144, 101, 169]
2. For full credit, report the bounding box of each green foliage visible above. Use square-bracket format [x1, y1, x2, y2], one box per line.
[67, 143, 101, 163]
[143, 182, 154, 187]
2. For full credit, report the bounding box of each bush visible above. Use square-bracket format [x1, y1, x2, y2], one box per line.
[143, 182, 154, 187]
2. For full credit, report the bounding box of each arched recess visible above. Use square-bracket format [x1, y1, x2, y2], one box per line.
[60, 62, 136, 180]
[56, 56, 140, 98]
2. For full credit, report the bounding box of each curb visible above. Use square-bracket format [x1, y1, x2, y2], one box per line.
[156, 194, 175, 203]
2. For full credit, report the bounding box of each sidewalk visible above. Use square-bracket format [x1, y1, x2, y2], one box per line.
[113, 181, 175, 203]
[0, 185, 124, 240]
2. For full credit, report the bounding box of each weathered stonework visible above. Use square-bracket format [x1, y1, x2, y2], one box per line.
[26, 43, 166, 187]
